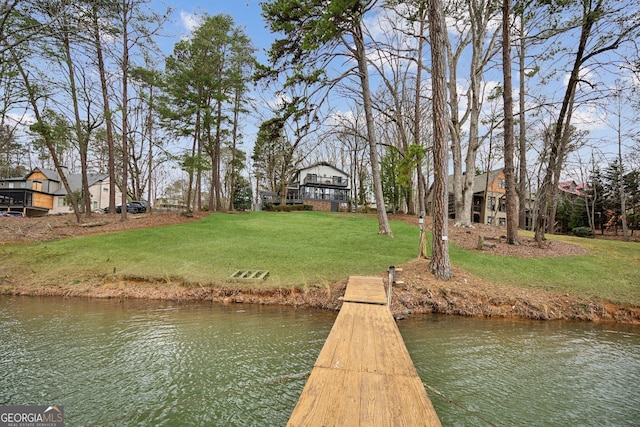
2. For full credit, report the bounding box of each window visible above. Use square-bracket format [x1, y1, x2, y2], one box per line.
[488, 196, 496, 212]
[487, 216, 494, 225]
[498, 218, 506, 226]
[498, 179, 505, 189]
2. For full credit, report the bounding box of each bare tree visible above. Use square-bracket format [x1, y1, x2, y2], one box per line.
[89, 1, 118, 214]
[534, 0, 640, 242]
[9, 46, 82, 222]
[261, 0, 393, 236]
[447, 0, 501, 228]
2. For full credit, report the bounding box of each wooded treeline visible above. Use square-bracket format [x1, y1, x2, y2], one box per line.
[0, 0, 256, 220]
[1, 0, 639, 252]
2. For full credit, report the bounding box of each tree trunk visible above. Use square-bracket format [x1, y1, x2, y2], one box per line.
[214, 98, 223, 211]
[92, 4, 117, 215]
[459, 0, 491, 228]
[445, 28, 465, 227]
[413, 10, 426, 217]
[228, 86, 241, 211]
[120, 0, 130, 222]
[146, 84, 153, 213]
[352, 24, 393, 236]
[208, 118, 216, 211]
[617, 94, 629, 241]
[502, 0, 519, 244]
[60, 9, 87, 219]
[517, 5, 528, 230]
[428, 0, 453, 280]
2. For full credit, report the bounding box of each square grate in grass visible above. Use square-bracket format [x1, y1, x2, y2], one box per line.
[227, 270, 270, 283]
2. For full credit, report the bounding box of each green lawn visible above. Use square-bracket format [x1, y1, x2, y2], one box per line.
[1, 212, 420, 289]
[451, 233, 640, 305]
[2, 211, 638, 305]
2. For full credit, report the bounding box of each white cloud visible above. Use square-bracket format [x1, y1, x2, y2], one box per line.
[571, 104, 608, 132]
[180, 11, 203, 34]
[262, 92, 291, 111]
[5, 111, 35, 126]
[1, 111, 36, 142]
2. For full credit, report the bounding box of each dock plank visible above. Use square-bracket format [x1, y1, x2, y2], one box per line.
[342, 275, 388, 305]
[315, 303, 416, 375]
[288, 277, 441, 426]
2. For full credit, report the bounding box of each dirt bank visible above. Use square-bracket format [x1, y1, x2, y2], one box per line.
[1, 211, 638, 323]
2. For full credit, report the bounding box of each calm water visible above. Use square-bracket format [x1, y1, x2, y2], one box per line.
[399, 316, 640, 426]
[1, 296, 639, 426]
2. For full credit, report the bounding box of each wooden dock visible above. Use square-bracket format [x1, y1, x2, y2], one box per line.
[287, 276, 441, 426]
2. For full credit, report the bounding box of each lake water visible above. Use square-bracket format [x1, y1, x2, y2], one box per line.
[1, 296, 639, 426]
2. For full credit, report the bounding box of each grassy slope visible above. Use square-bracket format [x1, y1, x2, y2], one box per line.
[3, 212, 419, 288]
[452, 234, 640, 305]
[2, 211, 638, 305]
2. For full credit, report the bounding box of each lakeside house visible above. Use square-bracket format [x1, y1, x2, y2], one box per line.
[0, 167, 121, 216]
[259, 162, 350, 212]
[428, 169, 528, 227]
[468, 169, 511, 226]
[153, 196, 187, 211]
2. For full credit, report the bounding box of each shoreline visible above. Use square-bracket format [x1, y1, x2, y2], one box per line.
[3, 258, 639, 324]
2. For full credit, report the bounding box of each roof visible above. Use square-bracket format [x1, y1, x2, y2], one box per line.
[21, 167, 109, 195]
[298, 161, 349, 177]
[558, 180, 587, 196]
[445, 169, 503, 194]
[53, 173, 109, 195]
[33, 167, 60, 181]
[472, 169, 503, 193]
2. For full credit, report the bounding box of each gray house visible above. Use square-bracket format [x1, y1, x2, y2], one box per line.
[260, 162, 351, 212]
[0, 167, 120, 216]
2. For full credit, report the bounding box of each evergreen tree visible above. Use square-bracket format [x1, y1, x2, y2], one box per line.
[232, 175, 253, 211]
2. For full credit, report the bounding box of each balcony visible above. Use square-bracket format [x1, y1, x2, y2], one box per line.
[303, 175, 348, 187]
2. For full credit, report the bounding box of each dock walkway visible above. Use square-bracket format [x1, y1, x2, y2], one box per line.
[287, 276, 441, 426]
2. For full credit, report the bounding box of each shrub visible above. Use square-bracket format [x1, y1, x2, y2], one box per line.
[303, 204, 313, 211]
[572, 226, 594, 238]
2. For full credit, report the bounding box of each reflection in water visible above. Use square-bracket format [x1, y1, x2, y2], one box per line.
[1, 296, 639, 426]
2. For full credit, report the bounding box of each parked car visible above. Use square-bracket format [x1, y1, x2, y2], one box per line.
[102, 201, 147, 214]
[2, 211, 25, 217]
[118, 203, 138, 214]
[129, 201, 148, 213]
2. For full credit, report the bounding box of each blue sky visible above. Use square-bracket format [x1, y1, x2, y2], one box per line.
[158, 1, 274, 62]
[148, 1, 639, 181]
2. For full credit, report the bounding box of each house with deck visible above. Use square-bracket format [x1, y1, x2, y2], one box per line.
[260, 162, 350, 212]
[0, 167, 121, 216]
